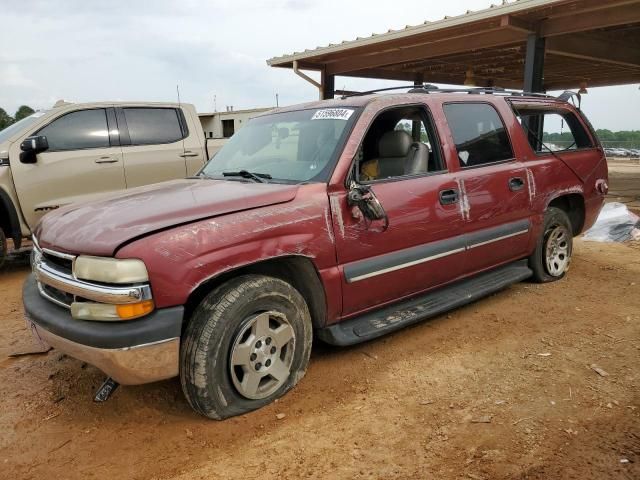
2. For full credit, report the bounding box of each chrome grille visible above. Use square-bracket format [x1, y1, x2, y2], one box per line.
[32, 241, 77, 308]
[31, 237, 152, 309]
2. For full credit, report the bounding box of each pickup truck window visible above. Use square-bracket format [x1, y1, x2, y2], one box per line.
[359, 105, 443, 182]
[512, 107, 593, 153]
[443, 103, 513, 168]
[0, 111, 48, 144]
[201, 108, 359, 183]
[122, 108, 185, 145]
[37, 109, 109, 151]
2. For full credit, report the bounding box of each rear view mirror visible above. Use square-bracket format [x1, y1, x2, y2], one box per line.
[19, 135, 49, 163]
[278, 127, 289, 140]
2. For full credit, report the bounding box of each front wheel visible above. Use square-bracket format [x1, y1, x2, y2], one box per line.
[180, 275, 313, 419]
[528, 207, 573, 283]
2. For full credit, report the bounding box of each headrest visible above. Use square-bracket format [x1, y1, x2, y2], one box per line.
[378, 130, 412, 157]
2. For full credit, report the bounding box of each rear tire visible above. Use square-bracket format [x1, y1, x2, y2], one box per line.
[180, 275, 312, 419]
[528, 207, 573, 283]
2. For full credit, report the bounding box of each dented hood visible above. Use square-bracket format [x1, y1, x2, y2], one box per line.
[35, 179, 299, 256]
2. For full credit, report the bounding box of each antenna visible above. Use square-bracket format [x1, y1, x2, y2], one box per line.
[176, 84, 188, 159]
[275, 93, 279, 107]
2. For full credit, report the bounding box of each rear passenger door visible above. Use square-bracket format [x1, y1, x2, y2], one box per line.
[117, 107, 190, 187]
[442, 102, 532, 274]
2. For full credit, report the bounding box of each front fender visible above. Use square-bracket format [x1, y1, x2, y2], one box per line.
[117, 188, 336, 309]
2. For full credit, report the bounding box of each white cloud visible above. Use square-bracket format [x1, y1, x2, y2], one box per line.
[0, 0, 638, 129]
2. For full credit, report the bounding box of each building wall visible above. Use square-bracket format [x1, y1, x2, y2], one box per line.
[199, 108, 272, 139]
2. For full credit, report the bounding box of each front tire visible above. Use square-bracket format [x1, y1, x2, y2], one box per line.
[180, 275, 312, 419]
[528, 207, 573, 283]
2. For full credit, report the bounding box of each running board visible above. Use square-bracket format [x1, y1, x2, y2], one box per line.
[317, 260, 532, 346]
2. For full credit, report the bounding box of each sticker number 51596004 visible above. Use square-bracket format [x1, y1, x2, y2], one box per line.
[311, 108, 354, 121]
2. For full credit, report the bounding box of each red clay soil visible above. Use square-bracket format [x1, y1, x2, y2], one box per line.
[1, 239, 639, 480]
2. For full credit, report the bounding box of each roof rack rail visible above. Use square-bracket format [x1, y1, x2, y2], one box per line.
[340, 84, 556, 100]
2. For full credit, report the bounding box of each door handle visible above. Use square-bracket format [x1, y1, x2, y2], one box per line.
[179, 151, 199, 158]
[508, 177, 525, 191]
[439, 188, 459, 205]
[95, 157, 119, 164]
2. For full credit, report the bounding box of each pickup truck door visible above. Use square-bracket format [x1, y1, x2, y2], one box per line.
[10, 107, 126, 229]
[117, 106, 202, 188]
[441, 102, 532, 274]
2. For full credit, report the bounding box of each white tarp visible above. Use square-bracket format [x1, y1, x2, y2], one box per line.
[583, 202, 640, 242]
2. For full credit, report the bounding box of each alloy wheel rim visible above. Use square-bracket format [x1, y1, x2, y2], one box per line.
[229, 311, 295, 400]
[545, 224, 570, 277]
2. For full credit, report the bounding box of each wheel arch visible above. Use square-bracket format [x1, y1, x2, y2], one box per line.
[0, 187, 23, 248]
[184, 255, 328, 330]
[547, 193, 585, 236]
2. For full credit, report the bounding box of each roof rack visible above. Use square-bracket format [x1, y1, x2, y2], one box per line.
[339, 84, 556, 100]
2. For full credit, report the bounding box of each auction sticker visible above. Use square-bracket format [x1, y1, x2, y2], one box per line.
[311, 108, 354, 121]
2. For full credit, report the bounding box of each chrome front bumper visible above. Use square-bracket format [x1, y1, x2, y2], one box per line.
[31, 324, 179, 385]
[23, 274, 183, 385]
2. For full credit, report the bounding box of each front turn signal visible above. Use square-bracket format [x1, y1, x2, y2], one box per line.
[116, 300, 155, 320]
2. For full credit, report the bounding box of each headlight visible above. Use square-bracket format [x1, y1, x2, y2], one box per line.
[73, 256, 149, 284]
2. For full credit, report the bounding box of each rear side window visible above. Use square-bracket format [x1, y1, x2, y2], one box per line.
[443, 103, 513, 167]
[512, 106, 593, 153]
[37, 109, 109, 151]
[123, 108, 185, 145]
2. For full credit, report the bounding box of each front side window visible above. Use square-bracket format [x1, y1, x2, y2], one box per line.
[123, 108, 184, 145]
[358, 105, 444, 182]
[201, 107, 359, 183]
[443, 103, 513, 167]
[512, 106, 593, 153]
[37, 109, 109, 151]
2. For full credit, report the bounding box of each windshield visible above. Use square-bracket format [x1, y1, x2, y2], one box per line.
[0, 111, 50, 144]
[201, 107, 359, 183]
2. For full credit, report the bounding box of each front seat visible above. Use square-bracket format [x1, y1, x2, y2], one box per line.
[363, 130, 429, 180]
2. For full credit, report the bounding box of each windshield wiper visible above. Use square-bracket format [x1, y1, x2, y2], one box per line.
[222, 170, 272, 183]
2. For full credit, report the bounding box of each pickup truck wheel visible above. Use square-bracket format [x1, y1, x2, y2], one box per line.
[0, 229, 6, 269]
[180, 275, 312, 419]
[528, 207, 573, 283]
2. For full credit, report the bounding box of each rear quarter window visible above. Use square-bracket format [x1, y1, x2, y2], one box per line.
[443, 103, 513, 168]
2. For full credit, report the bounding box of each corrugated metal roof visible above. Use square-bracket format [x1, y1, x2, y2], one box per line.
[267, 0, 563, 66]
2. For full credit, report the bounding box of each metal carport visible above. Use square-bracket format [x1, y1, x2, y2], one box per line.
[267, 0, 640, 98]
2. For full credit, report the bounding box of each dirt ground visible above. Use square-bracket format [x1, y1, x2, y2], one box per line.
[1, 163, 639, 480]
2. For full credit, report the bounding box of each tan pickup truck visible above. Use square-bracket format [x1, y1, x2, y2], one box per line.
[0, 101, 207, 264]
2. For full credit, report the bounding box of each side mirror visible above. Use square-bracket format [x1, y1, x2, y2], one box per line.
[19, 136, 49, 164]
[347, 184, 388, 228]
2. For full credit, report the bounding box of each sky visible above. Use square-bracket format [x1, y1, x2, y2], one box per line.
[1, 0, 638, 131]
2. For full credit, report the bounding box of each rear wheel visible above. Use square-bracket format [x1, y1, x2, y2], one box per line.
[180, 275, 312, 419]
[528, 207, 573, 282]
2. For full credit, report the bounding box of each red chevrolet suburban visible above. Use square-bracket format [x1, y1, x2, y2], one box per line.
[24, 87, 608, 419]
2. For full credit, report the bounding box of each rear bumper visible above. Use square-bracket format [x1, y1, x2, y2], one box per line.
[23, 274, 183, 385]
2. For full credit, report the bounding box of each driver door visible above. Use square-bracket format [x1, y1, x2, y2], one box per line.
[330, 104, 465, 317]
[10, 107, 126, 229]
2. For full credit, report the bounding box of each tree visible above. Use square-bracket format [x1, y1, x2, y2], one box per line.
[14, 105, 35, 122]
[0, 108, 13, 130]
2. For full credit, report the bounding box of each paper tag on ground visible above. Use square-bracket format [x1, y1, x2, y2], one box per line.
[311, 109, 354, 121]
